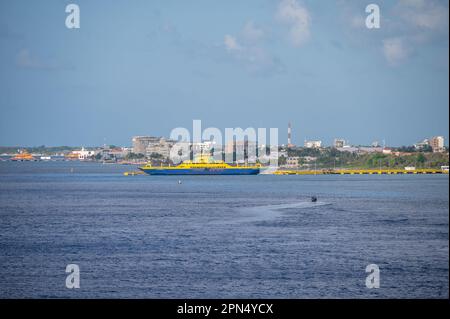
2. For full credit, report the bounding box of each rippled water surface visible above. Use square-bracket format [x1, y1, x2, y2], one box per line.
[0, 161, 448, 298]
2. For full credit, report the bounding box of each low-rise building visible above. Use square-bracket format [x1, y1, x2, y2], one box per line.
[301, 156, 317, 163]
[333, 139, 346, 148]
[338, 147, 381, 154]
[285, 156, 300, 168]
[108, 147, 130, 159]
[69, 147, 97, 160]
[304, 140, 322, 148]
[414, 139, 429, 150]
[337, 146, 358, 153]
[358, 147, 383, 154]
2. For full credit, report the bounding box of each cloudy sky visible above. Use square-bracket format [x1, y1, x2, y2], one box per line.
[0, 0, 448, 146]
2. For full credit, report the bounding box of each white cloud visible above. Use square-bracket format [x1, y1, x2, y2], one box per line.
[398, 0, 449, 30]
[223, 23, 283, 75]
[241, 21, 265, 43]
[340, 0, 448, 66]
[380, 0, 448, 66]
[382, 38, 409, 66]
[276, 0, 311, 47]
[224, 34, 241, 51]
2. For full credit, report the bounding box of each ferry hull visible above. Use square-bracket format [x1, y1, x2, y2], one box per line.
[139, 168, 260, 175]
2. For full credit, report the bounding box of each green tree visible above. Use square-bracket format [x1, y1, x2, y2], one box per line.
[278, 155, 287, 165]
[416, 153, 426, 166]
[125, 152, 145, 160]
[149, 152, 164, 159]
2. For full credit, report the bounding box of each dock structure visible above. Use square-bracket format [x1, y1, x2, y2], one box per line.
[272, 168, 449, 175]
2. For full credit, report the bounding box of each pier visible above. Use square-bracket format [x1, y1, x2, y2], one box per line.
[272, 168, 449, 175]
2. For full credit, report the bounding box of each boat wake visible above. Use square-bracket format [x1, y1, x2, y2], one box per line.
[224, 201, 331, 224]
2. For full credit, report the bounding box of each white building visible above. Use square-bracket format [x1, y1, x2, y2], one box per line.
[132, 136, 176, 158]
[72, 147, 97, 160]
[304, 140, 322, 148]
[285, 156, 300, 168]
[333, 139, 346, 148]
[146, 137, 175, 158]
[301, 156, 317, 163]
[414, 139, 430, 150]
[132, 136, 160, 154]
[192, 140, 217, 154]
[429, 136, 445, 153]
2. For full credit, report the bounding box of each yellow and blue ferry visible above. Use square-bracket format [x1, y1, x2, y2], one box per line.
[139, 155, 260, 175]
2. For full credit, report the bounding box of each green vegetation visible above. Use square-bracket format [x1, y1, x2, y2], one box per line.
[278, 155, 287, 166]
[149, 152, 164, 159]
[1, 145, 447, 169]
[124, 152, 145, 160]
[350, 152, 448, 169]
[396, 145, 433, 153]
[285, 148, 448, 169]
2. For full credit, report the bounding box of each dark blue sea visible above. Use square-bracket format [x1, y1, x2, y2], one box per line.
[0, 161, 448, 298]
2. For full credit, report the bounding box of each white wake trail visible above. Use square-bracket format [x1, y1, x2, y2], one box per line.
[226, 201, 331, 224]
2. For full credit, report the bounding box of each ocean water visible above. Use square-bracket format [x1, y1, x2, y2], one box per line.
[0, 161, 448, 298]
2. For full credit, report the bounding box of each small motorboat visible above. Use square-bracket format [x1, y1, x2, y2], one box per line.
[311, 196, 317, 202]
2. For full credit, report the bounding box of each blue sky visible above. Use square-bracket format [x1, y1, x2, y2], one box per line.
[0, 0, 448, 147]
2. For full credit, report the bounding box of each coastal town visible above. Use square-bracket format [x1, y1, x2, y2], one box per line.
[0, 126, 448, 173]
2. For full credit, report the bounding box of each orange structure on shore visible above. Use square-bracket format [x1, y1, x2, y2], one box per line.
[11, 150, 36, 161]
[65, 152, 80, 160]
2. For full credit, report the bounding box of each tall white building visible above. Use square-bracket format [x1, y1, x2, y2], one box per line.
[429, 136, 445, 153]
[132, 136, 175, 158]
[132, 136, 160, 154]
